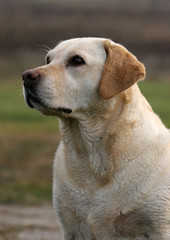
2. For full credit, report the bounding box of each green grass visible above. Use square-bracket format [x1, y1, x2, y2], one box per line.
[0, 182, 52, 204]
[0, 81, 169, 204]
[0, 83, 59, 134]
[0, 133, 57, 204]
[139, 81, 170, 128]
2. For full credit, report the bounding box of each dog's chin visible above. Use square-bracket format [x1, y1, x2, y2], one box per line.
[24, 90, 72, 117]
[24, 92, 46, 110]
[40, 107, 73, 117]
[40, 108, 62, 117]
[28, 99, 73, 117]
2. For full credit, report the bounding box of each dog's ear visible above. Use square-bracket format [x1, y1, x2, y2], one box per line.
[99, 40, 146, 99]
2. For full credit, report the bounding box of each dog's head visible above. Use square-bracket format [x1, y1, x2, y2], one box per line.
[22, 38, 145, 117]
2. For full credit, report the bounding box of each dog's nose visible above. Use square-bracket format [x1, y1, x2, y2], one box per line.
[22, 69, 40, 88]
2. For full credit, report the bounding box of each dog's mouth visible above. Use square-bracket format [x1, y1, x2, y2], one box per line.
[23, 88, 72, 114]
[24, 88, 44, 109]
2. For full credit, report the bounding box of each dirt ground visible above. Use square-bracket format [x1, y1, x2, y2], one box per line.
[0, 204, 63, 240]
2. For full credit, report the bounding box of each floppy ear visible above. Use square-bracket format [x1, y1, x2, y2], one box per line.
[99, 40, 146, 99]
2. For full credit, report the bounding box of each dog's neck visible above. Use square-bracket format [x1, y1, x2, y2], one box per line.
[59, 111, 114, 184]
[58, 84, 167, 184]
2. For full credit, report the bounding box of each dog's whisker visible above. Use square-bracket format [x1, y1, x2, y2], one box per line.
[35, 44, 51, 53]
[16, 88, 24, 100]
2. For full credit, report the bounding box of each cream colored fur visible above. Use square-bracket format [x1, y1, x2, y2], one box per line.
[23, 38, 170, 240]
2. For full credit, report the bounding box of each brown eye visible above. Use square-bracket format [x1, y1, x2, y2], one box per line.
[46, 56, 50, 64]
[69, 55, 85, 66]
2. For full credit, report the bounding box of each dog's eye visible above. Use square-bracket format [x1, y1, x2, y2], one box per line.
[46, 56, 50, 65]
[69, 55, 85, 67]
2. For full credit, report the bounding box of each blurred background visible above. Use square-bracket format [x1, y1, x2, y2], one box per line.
[0, 0, 170, 238]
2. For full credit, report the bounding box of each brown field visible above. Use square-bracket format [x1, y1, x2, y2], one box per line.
[0, 204, 63, 240]
[1, 0, 170, 81]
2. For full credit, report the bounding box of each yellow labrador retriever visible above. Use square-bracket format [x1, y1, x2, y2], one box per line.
[22, 38, 170, 240]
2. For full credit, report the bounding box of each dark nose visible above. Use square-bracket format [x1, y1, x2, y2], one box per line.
[22, 69, 40, 88]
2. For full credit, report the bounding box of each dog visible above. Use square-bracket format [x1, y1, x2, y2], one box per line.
[22, 38, 170, 240]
